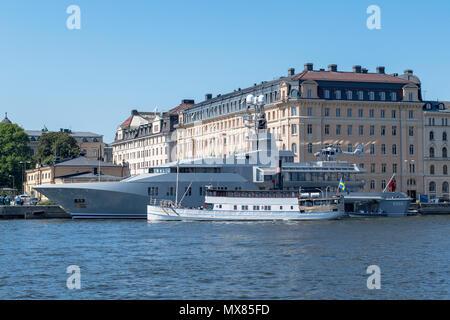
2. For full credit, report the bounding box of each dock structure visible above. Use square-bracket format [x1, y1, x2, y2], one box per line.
[0, 206, 71, 219]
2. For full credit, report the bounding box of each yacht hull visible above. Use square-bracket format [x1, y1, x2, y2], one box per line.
[147, 206, 344, 221]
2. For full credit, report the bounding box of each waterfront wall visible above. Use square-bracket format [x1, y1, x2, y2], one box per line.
[0, 205, 71, 219]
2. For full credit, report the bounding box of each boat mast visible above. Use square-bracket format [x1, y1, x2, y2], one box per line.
[175, 159, 179, 206]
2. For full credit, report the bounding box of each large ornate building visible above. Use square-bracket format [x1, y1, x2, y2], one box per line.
[112, 100, 194, 175]
[176, 63, 426, 197]
[422, 101, 450, 200]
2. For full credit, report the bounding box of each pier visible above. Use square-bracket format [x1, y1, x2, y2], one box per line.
[0, 205, 71, 219]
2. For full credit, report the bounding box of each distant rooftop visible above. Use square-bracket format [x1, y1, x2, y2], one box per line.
[53, 156, 120, 167]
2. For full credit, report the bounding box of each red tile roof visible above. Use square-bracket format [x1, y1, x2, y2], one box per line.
[293, 70, 412, 84]
[120, 115, 133, 128]
[168, 102, 195, 115]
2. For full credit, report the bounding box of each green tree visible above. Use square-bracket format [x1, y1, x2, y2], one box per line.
[35, 132, 80, 165]
[0, 123, 33, 192]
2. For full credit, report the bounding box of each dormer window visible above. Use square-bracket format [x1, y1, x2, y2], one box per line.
[369, 92, 375, 101]
[346, 91, 353, 100]
[324, 90, 330, 99]
[391, 92, 397, 101]
[335, 90, 341, 100]
[358, 91, 364, 100]
[426, 103, 432, 110]
[380, 92, 386, 101]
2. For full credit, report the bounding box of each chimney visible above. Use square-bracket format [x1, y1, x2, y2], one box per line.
[304, 63, 313, 71]
[353, 65, 362, 73]
[362, 68, 368, 74]
[288, 68, 295, 76]
[205, 94, 212, 100]
[376, 66, 385, 74]
[328, 64, 338, 72]
[182, 99, 195, 104]
[131, 109, 139, 115]
[404, 69, 414, 75]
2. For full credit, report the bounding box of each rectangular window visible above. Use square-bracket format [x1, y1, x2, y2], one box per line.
[392, 110, 396, 118]
[370, 144, 375, 155]
[359, 125, 364, 136]
[336, 125, 341, 136]
[347, 125, 352, 136]
[371, 163, 376, 173]
[348, 144, 353, 152]
[393, 163, 398, 173]
[409, 110, 414, 119]
[324, 125, 330, 136]
[307, 107, 312, 116]
[369, 92, 375, 101]
[358, 91, 364, 100]
[381, 126, 386, 136]
[324, 108, 330, 116]
[324, 90, 330, 99]
[292, 107, 297, 116]
[358, 109, 363, 117]
[370, 125, 375, 136]
[336, 90, 341, 100]
[381, 144, 386, 154]
[391, 92, 397, 101]
[370, 109, 374, 118]
[347, 108, 352, 117]
[292, 124, 297, 134]
[380, 110, 385, 118]
[336, 108, 341, 117]
[409, 126, 414, 137]
[382, 163, 387, 173]
[392, 126, 397, 136]
[307, 124, 313, 135]
[380, 92, 386, 101]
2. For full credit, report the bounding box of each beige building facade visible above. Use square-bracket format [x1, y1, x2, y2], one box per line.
[422, 101, 450, 200]
[177, 64, 428, 198]
[112, 101, 194, 175]
[24, 156, 127, 200]
[26, 128, 105, 161]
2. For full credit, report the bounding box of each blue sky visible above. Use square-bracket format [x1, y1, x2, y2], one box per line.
[1, 0, 449, 142]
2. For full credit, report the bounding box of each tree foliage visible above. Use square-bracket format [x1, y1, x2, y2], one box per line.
[0, 123, 33, 191]
[35, 132, 80, 165]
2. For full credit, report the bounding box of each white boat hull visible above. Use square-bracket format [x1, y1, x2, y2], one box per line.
[147, 206, 344, 221]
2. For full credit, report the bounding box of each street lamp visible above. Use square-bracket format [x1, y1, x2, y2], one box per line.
[8, 175, 15, 192]
[19, 161, 31, 194]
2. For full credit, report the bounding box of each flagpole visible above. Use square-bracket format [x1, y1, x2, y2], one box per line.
[383, 173, 396, 193]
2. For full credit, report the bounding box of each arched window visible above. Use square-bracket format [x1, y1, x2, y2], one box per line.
[429, 182, 436, 193]
[443, 182, 449, 194]
[292, 143, 297, 154]
[443, 147, 448, 158]
[430, 165, 435, 175]
[443, 132, 448, 141]
[444, 165, 448, 175]
[429, 131, 434, 141]
[430, 147, 435, 158]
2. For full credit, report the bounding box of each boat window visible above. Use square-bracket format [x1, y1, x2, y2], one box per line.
[241, 205, 248, 210]
[280, 206, 283, 210]
[253, 205, 259, 210]
[233, 205, 237, 210]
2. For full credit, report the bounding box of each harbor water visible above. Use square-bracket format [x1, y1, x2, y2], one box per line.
[0, 215, 448, 299]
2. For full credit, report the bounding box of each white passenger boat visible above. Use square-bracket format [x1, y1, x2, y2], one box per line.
[147, 189, 344, 221]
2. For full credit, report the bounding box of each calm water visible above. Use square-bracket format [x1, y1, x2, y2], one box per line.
[0, 215, 448, 299]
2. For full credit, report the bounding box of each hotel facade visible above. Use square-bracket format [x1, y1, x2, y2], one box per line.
[176, 63, 431, 198]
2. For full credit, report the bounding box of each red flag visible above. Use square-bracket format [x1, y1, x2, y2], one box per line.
[389, 177, 396, 192]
